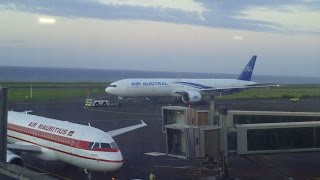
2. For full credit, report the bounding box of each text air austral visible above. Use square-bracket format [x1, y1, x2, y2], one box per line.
[131, 82, 168, 86]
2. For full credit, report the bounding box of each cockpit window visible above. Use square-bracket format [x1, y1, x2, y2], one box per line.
[100, 143, 111, 148]
[88, 142, 98, 149]
[88, 142, 117, 149]
[94, 143, 100, 148]
[110, 142, 118, 148]
[108, 85, 117, 88]
[88, 142, 94, 148]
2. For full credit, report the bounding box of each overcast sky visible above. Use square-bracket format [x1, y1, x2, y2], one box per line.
[0, 0, 320, 77]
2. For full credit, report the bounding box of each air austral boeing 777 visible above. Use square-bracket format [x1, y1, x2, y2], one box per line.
[105, 55, 273, 104]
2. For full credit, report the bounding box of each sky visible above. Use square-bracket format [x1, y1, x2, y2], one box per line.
[0, 0, 320, 77]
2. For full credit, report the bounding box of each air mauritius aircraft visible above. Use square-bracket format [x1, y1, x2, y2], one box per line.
[105, 55, 272, 103]
[6, 111, 146, 174]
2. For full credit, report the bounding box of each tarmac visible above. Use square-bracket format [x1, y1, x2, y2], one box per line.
[9, 95, 320, 180]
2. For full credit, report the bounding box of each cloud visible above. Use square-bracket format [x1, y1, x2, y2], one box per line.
[99, 0, 205, 14]
[98, 0, 207, 20]
[0, 0, 320, 34]
[233, 36, 244, 40]
[0, 40, 25, 48]
[235, 5, 320, 33]
[38, 17, 56, 24]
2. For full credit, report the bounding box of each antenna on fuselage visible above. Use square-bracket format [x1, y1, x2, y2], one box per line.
[88, 122, 91, 127]
[24, 110, 33, 114]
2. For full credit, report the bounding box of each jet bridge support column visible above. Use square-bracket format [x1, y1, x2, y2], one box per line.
[209, 95, 215, 124]
[0, 87, 8, 162]
[218, 106, 229, 178]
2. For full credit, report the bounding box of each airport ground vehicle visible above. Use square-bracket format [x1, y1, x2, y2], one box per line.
[85, 99, 110, 107]
[290, 97, 300, 102]
[85, 99, 122, 107]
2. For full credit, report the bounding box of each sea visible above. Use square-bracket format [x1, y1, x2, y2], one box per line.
[0, 66, 319, 84]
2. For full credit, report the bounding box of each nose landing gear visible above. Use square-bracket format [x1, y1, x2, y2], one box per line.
[84, 169, 92, 180]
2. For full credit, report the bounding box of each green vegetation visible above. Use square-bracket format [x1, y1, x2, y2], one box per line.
[0, 82, 107, 102]
[223, 85, 320, 99]
[1, 82, 319, 102]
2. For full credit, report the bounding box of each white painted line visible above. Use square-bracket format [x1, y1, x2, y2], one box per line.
[144, 152, 167, 156]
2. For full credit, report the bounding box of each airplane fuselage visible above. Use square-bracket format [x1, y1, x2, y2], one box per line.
[105, 78, 256, 97]
[7, 111, 123, 172]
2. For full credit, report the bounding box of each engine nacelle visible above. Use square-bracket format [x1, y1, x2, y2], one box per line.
[7, 150, 24, 167]
[181, 91, 202, 103]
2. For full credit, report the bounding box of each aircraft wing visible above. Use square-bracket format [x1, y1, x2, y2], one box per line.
[174, 90, 187, 95]
[201, 83, 277, 94]
[107, 120, 147, 137]
[7, 144, 42, 153]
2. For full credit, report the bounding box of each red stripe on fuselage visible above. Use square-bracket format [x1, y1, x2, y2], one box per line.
[8, 134, 123, 163]
[7, 123, 118, 152]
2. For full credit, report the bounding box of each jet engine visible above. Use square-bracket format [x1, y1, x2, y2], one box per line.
[181, 91, 202, 103]
[7, 150, 24, 166]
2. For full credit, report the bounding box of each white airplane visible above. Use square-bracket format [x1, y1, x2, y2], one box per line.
[6, 111, 146, 174]
[105, 55, 273, 103]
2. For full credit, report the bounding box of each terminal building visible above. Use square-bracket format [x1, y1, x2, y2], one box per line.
[162, 106, 320, 159]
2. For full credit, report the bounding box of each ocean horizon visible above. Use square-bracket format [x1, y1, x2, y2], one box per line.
[0, 66, 319, 84]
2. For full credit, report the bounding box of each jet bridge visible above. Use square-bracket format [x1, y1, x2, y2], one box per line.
[224, 110, 320, 155]
[162, 106, 220, 159]
[162, 106, 320, 158]
[162, 105, 320, 179]
[236, 121, 320, 154]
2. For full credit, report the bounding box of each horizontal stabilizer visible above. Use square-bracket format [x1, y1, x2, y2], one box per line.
[245, 82, 277, 87]
[107, 120, 147, 137]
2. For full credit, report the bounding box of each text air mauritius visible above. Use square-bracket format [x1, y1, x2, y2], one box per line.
[7, 111, 146, 173]
[105, 55, 274, 103]
[28, 122, 69, 135]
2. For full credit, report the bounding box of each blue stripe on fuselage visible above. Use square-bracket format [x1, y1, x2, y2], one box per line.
[175, 82, 212, 89]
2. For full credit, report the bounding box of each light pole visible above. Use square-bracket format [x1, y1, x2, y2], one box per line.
[0, 87, 8, 162]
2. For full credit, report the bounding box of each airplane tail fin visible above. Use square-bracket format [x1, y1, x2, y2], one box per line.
[237, 55, 257, 81]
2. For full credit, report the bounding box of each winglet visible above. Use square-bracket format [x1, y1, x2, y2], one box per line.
[107, 120, 147, 137]
[141, 120, 146, 125]
[238, 55, 257, 81]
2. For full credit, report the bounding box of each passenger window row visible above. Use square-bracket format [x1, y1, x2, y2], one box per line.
[9, 125, 72, 145]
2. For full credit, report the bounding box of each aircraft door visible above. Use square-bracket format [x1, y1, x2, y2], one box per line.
[70, 132, 82, 155]
[31, 126, 39, 145]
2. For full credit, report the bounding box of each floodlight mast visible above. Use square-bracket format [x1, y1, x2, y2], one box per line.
[0, 87, 8, 162]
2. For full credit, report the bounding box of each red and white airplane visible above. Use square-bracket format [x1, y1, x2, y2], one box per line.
[6, 111, 146, 173]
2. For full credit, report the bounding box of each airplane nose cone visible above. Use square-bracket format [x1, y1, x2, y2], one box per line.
[105, 87, 113, 94]
[107, 151, 123, 171]
[112, 160, 123, 171]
